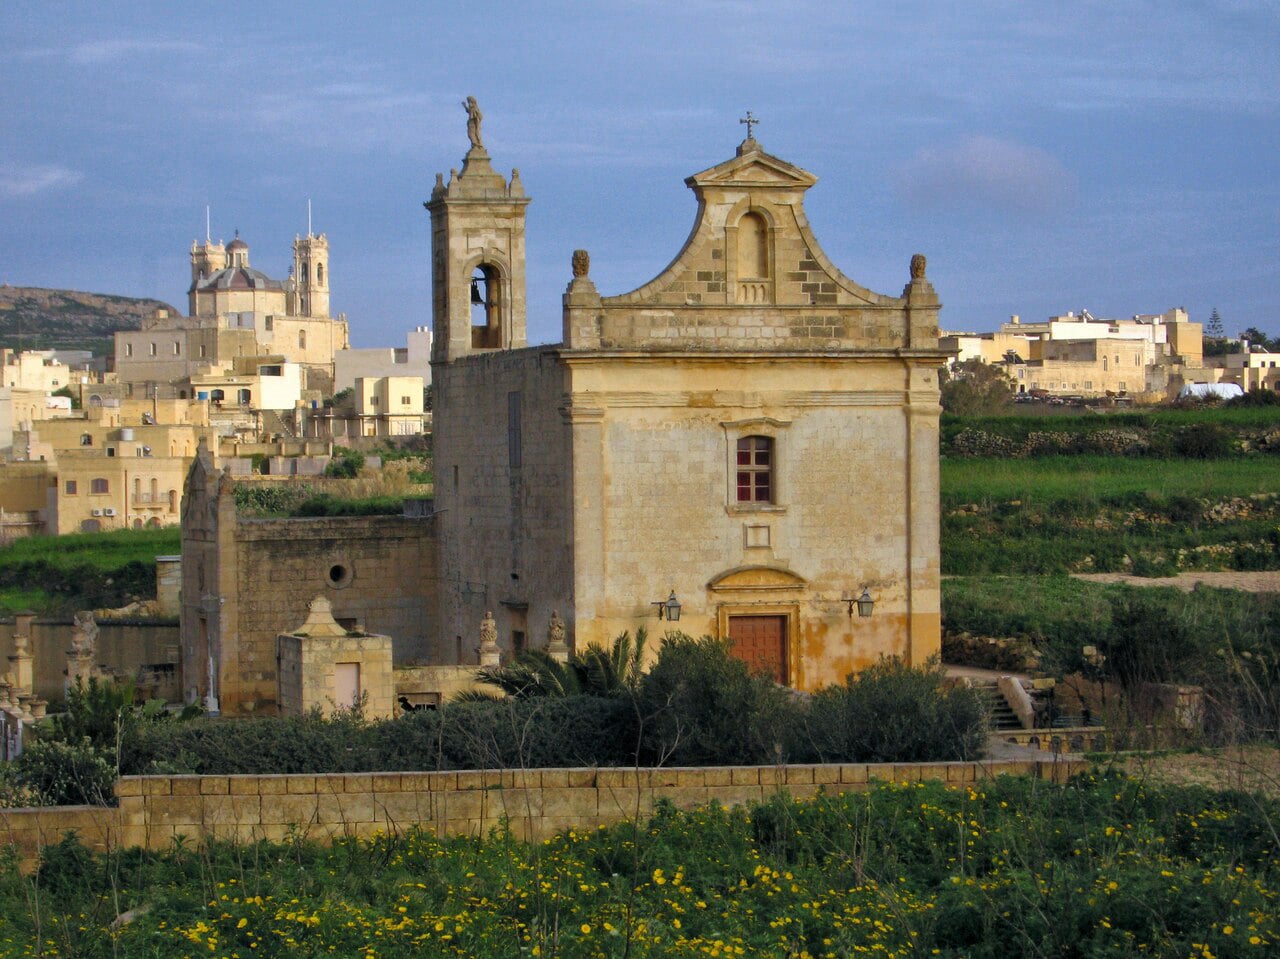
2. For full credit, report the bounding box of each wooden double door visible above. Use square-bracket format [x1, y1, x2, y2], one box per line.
[727, 615, 788, 684]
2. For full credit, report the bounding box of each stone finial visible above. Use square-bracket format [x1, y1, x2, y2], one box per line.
[14, 612, 34, 647]
[910, 253, 927, 280]
[463, 96, 484, 150]
[294, 595, 348, 638]
[572, 249, 590, 279]
[546, 610, 569, 664]
[478, 610, 500, 667]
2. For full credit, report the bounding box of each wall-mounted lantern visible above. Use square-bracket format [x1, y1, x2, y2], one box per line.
[652, 590, 681, 621]
[843, 589, 875, 618]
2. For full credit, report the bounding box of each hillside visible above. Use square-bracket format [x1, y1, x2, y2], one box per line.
[0, 285, 179, 355]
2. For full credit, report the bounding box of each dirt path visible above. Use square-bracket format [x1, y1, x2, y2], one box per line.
[1073, 571, 1280, 593]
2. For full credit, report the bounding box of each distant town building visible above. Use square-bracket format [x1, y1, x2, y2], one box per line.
[942, 308, 1206, 400]
[1204, 349, 1280, 393]
[0, 349, 74, 392]
[335, 326, 433, 393]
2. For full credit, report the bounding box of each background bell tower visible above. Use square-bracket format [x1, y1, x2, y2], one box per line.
[425, 111, 529, 362]
[292, 232, 330, 318]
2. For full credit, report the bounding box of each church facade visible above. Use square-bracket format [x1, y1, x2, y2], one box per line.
[429, 119, 946, 690]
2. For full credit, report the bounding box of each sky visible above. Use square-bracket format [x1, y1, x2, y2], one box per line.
[1, 1, 1277, 348]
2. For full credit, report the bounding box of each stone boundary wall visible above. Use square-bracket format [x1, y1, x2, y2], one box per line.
[998, 727, 1110, 753]
[0, 805, 119, 869]
[2, 758, 1085, 869]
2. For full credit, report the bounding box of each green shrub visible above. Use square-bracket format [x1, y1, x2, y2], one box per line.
[790, 659, 987, 763]
[1101, 591, 1205, 689]
[122, 698, 639, 775]
[637, 634, 796, 766]
[1228, 387, 1280, 407]
[324, 447, 365, 479]
[48, 677, 135, 751]
[293, 494, 404, 517]
[410, 698, 639, 770]
[121, 710, 377, 775]
[1172, 422, 1232, 459]
[232, 482, 319, 515]
[12, 739, 116, 806]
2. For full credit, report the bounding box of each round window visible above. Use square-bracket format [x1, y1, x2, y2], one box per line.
[326, 562, 353, 589]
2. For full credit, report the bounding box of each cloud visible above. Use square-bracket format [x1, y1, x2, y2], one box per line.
[894, 136, 1077, 216]
[0, 164, 83, 199]
[68, 39, 200, 65]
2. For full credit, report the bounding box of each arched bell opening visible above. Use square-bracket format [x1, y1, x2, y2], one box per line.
[470, 263, 503, 349]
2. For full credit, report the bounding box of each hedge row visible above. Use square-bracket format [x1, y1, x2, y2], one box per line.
[118, 652, 986, 778]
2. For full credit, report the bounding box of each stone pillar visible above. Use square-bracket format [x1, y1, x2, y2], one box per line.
[562, 250, 602, 348]
[565, 396, 605, 646]
[546, 610, 569, 664]
[904, 368, 943, 667]
[154, 555, 183, 618]
[8, 613, 34, 695]
[901, 253, 940, 349]
[478, 610, 500, 667]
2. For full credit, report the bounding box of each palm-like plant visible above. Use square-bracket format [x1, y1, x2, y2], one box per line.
[457, 628, 648, 701]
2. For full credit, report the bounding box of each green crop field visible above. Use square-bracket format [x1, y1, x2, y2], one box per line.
[0, 528, 179, 615]
[942, 455, 1280, 509]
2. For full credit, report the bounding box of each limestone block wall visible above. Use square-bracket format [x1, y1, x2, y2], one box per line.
[0, 758, 1085, 869]
[0, 805, 120, 869]
[0, 621, 179, 703]
[394, 665, 490, 706]
[432, 347, 573, 663]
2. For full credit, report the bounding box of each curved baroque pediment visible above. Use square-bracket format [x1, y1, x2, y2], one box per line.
[708, 565, 808, 592]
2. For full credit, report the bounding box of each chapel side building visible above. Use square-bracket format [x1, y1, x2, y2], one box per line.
[430, 133, 947, 689]
[179, 444, 436, 712]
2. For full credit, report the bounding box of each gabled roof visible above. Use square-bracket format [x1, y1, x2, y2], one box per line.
[685, 138, 818, 192]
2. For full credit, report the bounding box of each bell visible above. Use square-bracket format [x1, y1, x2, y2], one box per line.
[469, 279, 484, 305]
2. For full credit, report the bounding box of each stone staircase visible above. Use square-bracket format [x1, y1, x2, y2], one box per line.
[974, 682, 1025, 730]
[259, 409, 297, 441]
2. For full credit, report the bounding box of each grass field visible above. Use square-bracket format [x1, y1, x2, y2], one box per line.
[941, 404, 1280, 447]
[942, 455, 1280, 509]
[942, 456, 1280, 576]
[0, 528, 179, 615]
[0, 528, 179, 571]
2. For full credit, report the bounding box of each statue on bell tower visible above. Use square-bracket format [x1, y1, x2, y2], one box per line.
[463, 96, 484, 151]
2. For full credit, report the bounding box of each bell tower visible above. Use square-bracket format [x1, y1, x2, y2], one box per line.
[425, 97, 529, 362]
[292, 232, 330, 318]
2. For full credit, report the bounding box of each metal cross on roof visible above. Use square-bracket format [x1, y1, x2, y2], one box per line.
[739, 111, 760, 140]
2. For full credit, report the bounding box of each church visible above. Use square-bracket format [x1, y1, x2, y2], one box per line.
[430, 107, 946, 689]
[115, 230, 350, 397]
[181, 104, 948, 711]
